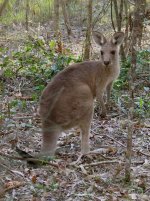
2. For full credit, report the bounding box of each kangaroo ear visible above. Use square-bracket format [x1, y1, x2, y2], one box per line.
[93, 31, 107, 46]
[111, 32, 124, 45]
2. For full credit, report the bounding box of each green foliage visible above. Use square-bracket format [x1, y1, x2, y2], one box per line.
[0, 0, 54, 25]
[1, 37, 81, 92]
[0, 36, 81, 124]
[134, 88, 150, 118]
[0, 113, 4, 121]
[0, 81, 4, 94]
[113, 50, 150, 118]
[33, 181, 59, 194]
[9, 99, 27, 113]
[137, 50, 150, 69]
[50, 182, 59, 191]
[114, 50, 150, 90]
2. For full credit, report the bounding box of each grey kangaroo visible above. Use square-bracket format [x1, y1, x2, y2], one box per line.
[39, 31, 124, 156]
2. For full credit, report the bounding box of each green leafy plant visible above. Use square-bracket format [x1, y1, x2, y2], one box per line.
[114, 50, 149, 90]
[1, 37, 81, 93]
[9, 99, 27, 113]
[135, 87, 150, 118]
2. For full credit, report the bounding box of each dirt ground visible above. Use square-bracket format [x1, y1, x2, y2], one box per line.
[0, 24, 150, 201]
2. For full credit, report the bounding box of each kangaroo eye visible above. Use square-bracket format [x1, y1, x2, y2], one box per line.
[111, 50, 115, 55]
[101, 51, 104, 55]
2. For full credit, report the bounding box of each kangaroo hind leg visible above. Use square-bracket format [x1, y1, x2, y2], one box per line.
[40, 122, 61, 157]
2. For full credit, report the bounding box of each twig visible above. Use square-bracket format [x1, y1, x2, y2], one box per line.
[105, 134, 126, 148]
[0, 152, 59, 168]
[70, 153, 83, 165]
[137, 73, 150, 78]
[0, 162, 15, 176]
[132, 160, 145, 165]
[83, 160, 121, 167]
[13, 116, 34, 119]
[92, 129, 126, 148]
[137, 150, 150, 157]
[86, 149, 115, 160]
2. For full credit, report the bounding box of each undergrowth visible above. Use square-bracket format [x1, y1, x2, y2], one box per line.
[0, 36, 81, 92]
[0, 40, 149, 119]
[113, 50, 149, 118]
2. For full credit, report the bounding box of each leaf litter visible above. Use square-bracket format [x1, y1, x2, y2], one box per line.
[0, 25, 150, 201]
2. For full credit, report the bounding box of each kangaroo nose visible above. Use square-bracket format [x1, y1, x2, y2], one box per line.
[104, 61, 110, 66]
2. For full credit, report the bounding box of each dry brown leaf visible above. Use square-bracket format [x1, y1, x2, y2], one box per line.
[31, 175, 37, 184]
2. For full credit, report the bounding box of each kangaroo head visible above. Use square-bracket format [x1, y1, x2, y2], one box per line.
[93, 32, 124, 67]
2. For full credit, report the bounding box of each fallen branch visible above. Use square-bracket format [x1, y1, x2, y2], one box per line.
[13, 116, 34, 120]
[83, 159, 144, 168]
[0, 162, 16, 176]
[86, 149, 116, 159]
[92, 129, 126, 148]
[137, 150, 150, 157]
[83, 160, 121, 167]
[105, 134, 126, 148]
[0, 152, 59, 168]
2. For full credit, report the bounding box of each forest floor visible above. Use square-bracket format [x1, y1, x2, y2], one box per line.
[0, 24, 150, 201]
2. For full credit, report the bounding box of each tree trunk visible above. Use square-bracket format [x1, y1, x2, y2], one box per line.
[83, 0, 93, 61]
[0, 0, 9, 16]
[61, 0, 72, 36]
[112, 0, 125, 59]
[125, 0, 146, 183]
[113, 0, 119, 31]
[112, 0, 124, 32]
[118, 0, 123, 31]
[111, 0, 116, 32]
[25, 0, 29, 31]
[54, 0, 60, 34]
[124, 0, 129, 57]
[132, 0, 146, 47]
